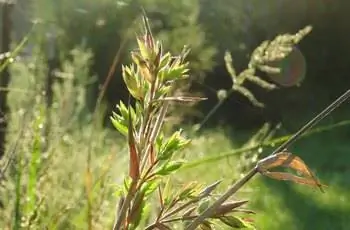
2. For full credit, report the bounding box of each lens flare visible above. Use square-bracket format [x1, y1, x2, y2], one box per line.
[267, 47, 306, 87]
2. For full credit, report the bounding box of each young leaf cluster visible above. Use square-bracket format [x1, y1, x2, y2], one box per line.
[111, 14, 258, 230]
[111, 15, 208, 230]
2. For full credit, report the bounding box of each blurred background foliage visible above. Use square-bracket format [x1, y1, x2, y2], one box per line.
[11, 0, 350, 130]
[1, 0, 350, 229]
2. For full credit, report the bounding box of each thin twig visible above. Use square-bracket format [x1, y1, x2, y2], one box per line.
[196, 89, 233, 133]
[181, 119, 350, 170]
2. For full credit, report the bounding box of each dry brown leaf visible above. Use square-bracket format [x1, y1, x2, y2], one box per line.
[257, 152, 325, 192]
[262, 171, 326, 189]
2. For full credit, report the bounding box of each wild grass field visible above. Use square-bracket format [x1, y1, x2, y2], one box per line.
[1, 3, 350, 229]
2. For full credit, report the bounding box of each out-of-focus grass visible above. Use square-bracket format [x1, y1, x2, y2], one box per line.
[178, 125, 350, 230]
[1, 117, 349, 229]
[0, 122, 129, 229]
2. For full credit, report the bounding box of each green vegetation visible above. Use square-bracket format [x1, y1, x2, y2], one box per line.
[1, 1, 350, 230]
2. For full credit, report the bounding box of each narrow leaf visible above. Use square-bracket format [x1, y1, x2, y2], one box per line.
[198, 180, 222, 198]
[200, 221, 213, 230]
[213, 200, 249, 216]
[154, 160, 185, 176]
[219, 216, 250, 229]
[111, 117, 128, 136]
[182, 207, 196, 218]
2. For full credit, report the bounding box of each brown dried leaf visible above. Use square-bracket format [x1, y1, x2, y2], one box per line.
[271, 152, 313, 177]
[262, 171, 326, 189]
[257, 152, 325, 191]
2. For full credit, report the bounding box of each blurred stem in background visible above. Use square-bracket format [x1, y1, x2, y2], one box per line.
[0, 1, 14, 159]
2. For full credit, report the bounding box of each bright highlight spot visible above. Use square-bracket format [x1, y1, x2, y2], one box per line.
[267, 47, 306, 87]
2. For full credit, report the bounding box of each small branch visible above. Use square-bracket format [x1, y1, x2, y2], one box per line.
[185, 167, 258, 230]
[269, 89, 350, 156]
[145, 215, 198, 230]
[161, 199, 197, 221]
[196, 89, 233, 133]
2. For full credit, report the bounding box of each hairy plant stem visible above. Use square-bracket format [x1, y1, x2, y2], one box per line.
[186, 89, 350, 230]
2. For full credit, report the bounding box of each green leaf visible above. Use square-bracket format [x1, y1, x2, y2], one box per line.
[154, 160, 185, 176]
[123, 177, 133, 194]
[141, 179, 160, 197]
[158, 52, 171, 70]
[110, 116, 128, 136]
[137, 37, 151, 60]
[160, 64, 189, 82]
[157, 130, 190, 161]
[219, 216, 252, 229]
[197, 198, 211, 213]
[117, 101, 129, 120]
[122, 64, 142, 100]
[200, 220, 213, 230]
[178, 182, 198, 200]
[113, 102, 138, 129]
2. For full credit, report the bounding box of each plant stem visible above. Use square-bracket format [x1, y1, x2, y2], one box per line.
[145, 215, 199, 230]
[196, 89, 233, 133]
[269, 89, 350, 155]
[185, 167, 258, 230]
[113, 179, 137, 230]
[181, 119, 350, 170]
[161, 199, 197, 221]
[186, 89, 350, 230]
